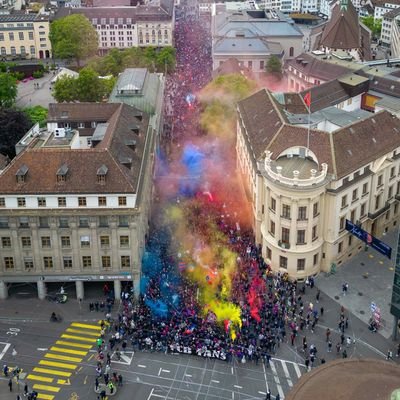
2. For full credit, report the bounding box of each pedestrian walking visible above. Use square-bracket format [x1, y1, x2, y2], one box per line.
[325, 328, 331, 342]
[8, 378, 12, 392]
[387, 350, 393, 360]
[397, 343, 400, 357]
[342, 349, 348, 358]
[265, 389, 271, 400]
[327, 340, 332, 352]
[95, 377, 99, 391]
[320, 306, 324, 317]
[24, 382, 28, 396]
[316, 290, 320, 303]
[336, 342, 341, 355]
[118, 374, 123, 387]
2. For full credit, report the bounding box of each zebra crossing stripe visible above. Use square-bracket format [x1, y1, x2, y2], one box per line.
[293, 363, 302, 379]
[281, 361, 293, 387]
[270, 361, 285, 399]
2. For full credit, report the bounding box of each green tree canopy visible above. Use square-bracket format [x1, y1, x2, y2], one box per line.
[361, 15, 382, 38]
[0, 73, 17, 108]
[156, 47, 176, 73]
[23, 105, 48, 127]
[0, 108, 32, 158]
[50, 14, 98, 66]
[266, 55, 282, 77]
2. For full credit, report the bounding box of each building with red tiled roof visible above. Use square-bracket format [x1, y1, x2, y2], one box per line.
[0, 102, 157, 299]
[237, 86, 400, 279]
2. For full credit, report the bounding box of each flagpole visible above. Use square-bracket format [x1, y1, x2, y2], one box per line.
[307, 103, 310, 158]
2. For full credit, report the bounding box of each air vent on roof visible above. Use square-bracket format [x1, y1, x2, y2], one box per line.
[390, 85, 395, 90]
[347, 149, 353, 156]
[372, 137, 377, 143]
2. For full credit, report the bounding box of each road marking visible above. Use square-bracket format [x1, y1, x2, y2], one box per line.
[57, 379, 71, 385]
[281, 361, 293, 387]
[258, 391, 266, 395]
[37, 348, 49, 352]
[185, 374, 192, 377]
[270, 361, 284, 399]
[138, 364, 147, 368]
[88, 354, 94, 361]
[211, 379, 220, 383]
[44, 353, 83, 363]
[39, 360, 77, 370]
[56, 341, 92, 349]
[36, 394, 54, 400]
[50, 347, 87, 356]
[32, 384, 61, 393]
[162, 369, 170, 373]
[231, 367, 234, 375]
[0, 342, 11, 360]
[233, 385, 242, 389]
[294, 364, 302, 379]
[66, 328, 100, 337]
[158, 368, 162, 376]
[60, 334, 97, 343]
[147, 388, 154, 400]
[27, 374, 53, 383]
[84, 376, 88, 385]
[33, 368, 72, 377]
[70, 322, 101, 331]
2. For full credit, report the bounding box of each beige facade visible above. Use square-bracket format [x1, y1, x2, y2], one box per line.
[0, 14, 51, 60]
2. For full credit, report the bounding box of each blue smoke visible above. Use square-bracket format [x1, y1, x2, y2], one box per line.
[179, 144, 205, 196]
[145, 299, 169, 318]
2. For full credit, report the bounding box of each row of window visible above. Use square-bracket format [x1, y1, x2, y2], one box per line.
[0, 196, 128, 208]
[0, 46, 36, 56]
[0, 215, 130, 229]
[0, 23, 34, 28]
[1, 234, 130, 250]
[269, 200, 319, 220]
[0, 31, 35, 41]
[269, 224, 318, 244]
[3, 255, 131, 270]
[266, 247, 319, 271]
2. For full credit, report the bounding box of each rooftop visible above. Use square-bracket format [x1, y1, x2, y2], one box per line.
[0, 13, 48, 22]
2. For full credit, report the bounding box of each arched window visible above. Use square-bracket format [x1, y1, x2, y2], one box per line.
[30, 45, 35, 55]
[0, 47, 5, 56]
[289, 47, 294, 57]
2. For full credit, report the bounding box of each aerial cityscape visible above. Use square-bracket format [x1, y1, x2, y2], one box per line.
[0, 0, 399, 398]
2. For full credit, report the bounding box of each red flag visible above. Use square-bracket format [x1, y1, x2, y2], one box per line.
[303, 92, 311, 108]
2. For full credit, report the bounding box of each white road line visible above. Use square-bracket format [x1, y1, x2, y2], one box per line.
[270, 361, 285, 399]
[146, 388, 154, 400]
[231, 367, 234, 375]
[281, 361, 293, 387]
[138, 364, 147, 368]
[258, 391, 266, 396]
[233, 385, 243, 389]
[0, 343, 11, 361]
[158, 368, 162, 377]
[211, 379, 220, 384]
[162, 369, 171, 373]
[231, 391, 234, 400]
[185, 374, 192, 377]
[294, 364, 302, 379]
[262, 357, 270, 392]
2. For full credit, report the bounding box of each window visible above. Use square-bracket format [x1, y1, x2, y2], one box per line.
[350, 210, 355, 222]
[313, 202, 319, 217]
[19, 32, 24, 40]
[121, 255, 130, 268]
[260, 60, 264, 70]
[97, 175, 106, 184]
[390, 166, 396, 179]
[98, 196, 107, 206]
[340, 216, 345, 231]
[82, 256, 92, 268]
[37, 197, 46, 207]
[297, 258, 305, 271]
[20, 46, 25, 55]
[102, 256, 111, 268]
[28, 31, 33, 40]
[1, 237, 11, 248]
[120, 235, 129, 247]
[41, 236, 51, 248]
[377, 174, 383, 187]
[43, 257, 53, 269]
[119, 215, 129, 227]
[99, 216, 109, 227]
[80, 235, 90, 248]
[341, 195, 347, 208]
[0, 198, 4, 207]
[297, 230, 306, 244]
[282, 204, 291, 219]
[338, 241, 343, 253]
[348, 235, 353, 246]
[91, 121, 97, 128]
[270, 197, 276, 212]
[289, 46, 294, 57]
[248, 60, 252, 69]
[19, 217, 29, 228]
[298, 206, 307, 220]
[270, 220, 275, 236]
[21, 237, 31, 248]
[4, 257, 14, 269]
[352, 189, 358, 202]
[267, 247, 272, 260]
[79, 217, 89, 228]
[9, 32, 14, 41]
[61, 236, 70, 248]
[281, 227, 290, 244]
[57, 174, 66, 183]
[360, 203, 366, 217]
[0, 217, 9, 228]
[279, 256, 288, 269]
[313, 253, 318, 266]
[39, 217, 49, 228]
[78, 197, 87, 207]
[17, 197, 26, 207]
[312, 226, 318, 241]
[30, 45, 35, 55]
[10, 46, 15, 55]
[100, 235, 110, 248]
[362, 183, 368, 195]
[63, 256, 72, 269]
[0, 47, 5, 56]
[375, 194, 381, 210]
[388, 185, 393, 199]
[58, 197, 66, 207]
[59, 217, 69, 228]
[0, 33, 3, 41]
[24, 257, 34, 270]
[118, 196, 127, 206]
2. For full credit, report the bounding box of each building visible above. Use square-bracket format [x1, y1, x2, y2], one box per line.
[0, 102, 157, 300]
[236, 79, 400, 279]
[211, 5, 303, 74]
[390, 229, 400, 339]
[311, 0, 372, 61]
[374, 0, 400, 20]
[54, 0, 174, 54]
[0, 13, 51, 60]
[380, 6, 400, 55]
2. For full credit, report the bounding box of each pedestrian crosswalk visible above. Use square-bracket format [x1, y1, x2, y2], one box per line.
[27, 321, 102, 400]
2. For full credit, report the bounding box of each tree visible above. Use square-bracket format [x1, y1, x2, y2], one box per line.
[0, 73, 17, 108]
[53, 75, 78, 103]
[361, 15, 382, 38]
[0, 108, 32, 158]
[266, 56, 282, 77]
[156, 47, 176, 73]
[50, 14, 98, 67]
[23, 105, 48, 127]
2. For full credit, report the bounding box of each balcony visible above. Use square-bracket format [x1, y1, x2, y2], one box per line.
[278, 240, 291, 250]
[368, 202, 390, 220]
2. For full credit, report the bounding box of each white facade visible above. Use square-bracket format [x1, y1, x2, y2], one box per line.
[375, 2, 400, 20]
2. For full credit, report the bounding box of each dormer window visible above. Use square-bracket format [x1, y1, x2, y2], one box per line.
[130, 124, 140, 134]
[119, 157, 132, 169]
[97, 164, 108, 184]
[125, 139, 136, 151]
[56, 164, 68, 183]
[16, 165, 28, 183]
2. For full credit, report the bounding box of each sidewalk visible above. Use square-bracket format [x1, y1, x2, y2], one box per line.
[316, 228, 399, 339]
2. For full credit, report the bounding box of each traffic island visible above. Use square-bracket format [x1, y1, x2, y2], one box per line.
[95, 382, 118, 397]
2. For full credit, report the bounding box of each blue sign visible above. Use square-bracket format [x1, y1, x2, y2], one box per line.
[345, 220, 392, 259]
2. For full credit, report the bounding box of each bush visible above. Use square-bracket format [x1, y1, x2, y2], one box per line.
[12, 71, 24, 81]
[33, 70, 44, 79]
